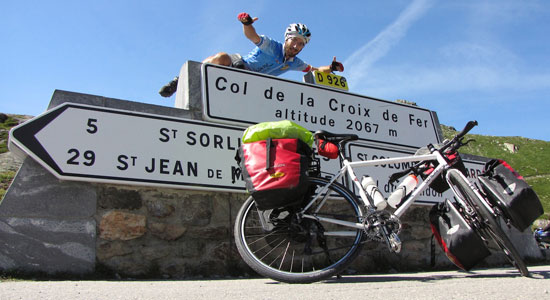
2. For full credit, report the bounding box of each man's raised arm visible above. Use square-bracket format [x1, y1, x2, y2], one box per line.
[238, 13, 261, 44]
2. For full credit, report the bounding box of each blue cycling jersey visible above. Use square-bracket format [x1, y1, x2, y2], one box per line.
[241, 35, 311, 76]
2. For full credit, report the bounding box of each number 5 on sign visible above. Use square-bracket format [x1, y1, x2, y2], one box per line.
[313, 71, 349, 91]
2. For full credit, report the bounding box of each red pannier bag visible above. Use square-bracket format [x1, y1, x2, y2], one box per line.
[238, 138, 312, 210]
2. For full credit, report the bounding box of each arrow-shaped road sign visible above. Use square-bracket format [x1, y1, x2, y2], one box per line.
[8, 103, 247, 192]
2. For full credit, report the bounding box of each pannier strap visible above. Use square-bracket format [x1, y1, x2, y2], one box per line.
[265, 138, 272, 170]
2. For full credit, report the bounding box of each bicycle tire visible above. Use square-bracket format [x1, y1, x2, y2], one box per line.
[447, 170, 529, 276]
[234, 176, 365, 283]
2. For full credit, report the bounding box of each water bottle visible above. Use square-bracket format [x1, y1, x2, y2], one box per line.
[361, 176, 387, 210]
[387, 174, 418, 208]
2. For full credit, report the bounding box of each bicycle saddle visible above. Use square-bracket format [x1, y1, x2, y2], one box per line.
[314, 130, 359, 144]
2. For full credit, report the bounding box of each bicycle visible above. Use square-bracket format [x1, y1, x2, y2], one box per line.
[234, 121, 529, 283]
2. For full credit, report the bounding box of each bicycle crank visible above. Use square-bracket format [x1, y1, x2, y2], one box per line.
[388, 232, 402, 253]
[362, 210, 402, 252]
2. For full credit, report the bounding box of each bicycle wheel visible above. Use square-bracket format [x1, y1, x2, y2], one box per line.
[234, 176, 365, 283]
[447, 170, 529, 276]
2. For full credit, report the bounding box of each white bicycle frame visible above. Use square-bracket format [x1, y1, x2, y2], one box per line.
[299, 151, 452, 231]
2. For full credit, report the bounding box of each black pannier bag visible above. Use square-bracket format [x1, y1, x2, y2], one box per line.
[238, 138, 312, 210]
[429, 199, 491, 271]
[478, 159, 543, 231]
[416, 146, 467, 193]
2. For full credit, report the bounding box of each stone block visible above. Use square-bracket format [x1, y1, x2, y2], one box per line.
[175, 61, 203, 116]
[48, 90, 193, 119]
[99, 211, 146, 241]
[47, 89, 105, 110]
[144, 198, 175, 218]
[0, 217, 96, 274]
[98, 186, 142, 210]
[0, 159, 96, 218]
[148, 222, 186, 241]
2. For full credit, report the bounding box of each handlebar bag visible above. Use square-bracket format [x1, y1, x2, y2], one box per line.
[478, 159, 543, 231]
[419, 150, 467, 193]
[429, 199, 490, 271]
[238, 138, 312, 210]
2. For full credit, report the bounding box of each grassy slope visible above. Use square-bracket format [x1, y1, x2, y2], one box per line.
[0, 116, 20, 154]
[0, 116, 20, 198]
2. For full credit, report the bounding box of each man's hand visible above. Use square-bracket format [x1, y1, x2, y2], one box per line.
[237, 12, 258, 26]
[330, 57, 344, 72]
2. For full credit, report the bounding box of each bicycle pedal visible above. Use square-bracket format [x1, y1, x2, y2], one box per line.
[389, 232, 402, 253]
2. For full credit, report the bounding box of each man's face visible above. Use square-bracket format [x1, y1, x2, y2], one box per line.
[284, 37, 305, 58]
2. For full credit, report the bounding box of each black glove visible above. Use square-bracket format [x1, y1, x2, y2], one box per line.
[237, 12, 254, 25]
[330, 60, 344, 72]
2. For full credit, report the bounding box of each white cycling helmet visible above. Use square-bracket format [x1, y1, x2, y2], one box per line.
[285, 23, 311, 44]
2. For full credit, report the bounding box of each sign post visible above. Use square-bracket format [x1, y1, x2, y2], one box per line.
[9, 103, 246, 192]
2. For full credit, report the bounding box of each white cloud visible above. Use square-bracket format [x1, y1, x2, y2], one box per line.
[344, 0, 550, 100]
[352, 41, 550, 99]
[344, 0, 434, 86]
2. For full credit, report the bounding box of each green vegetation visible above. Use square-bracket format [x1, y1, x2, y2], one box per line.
[0, 116, 19, 154]
[0, 171, 15, 199]
[442, 125, 550, 221]
[1, 115, 20, 198]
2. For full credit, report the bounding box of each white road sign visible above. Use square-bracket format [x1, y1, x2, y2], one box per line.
[8, 103, 247, 192]
[202, 64, 442, 149]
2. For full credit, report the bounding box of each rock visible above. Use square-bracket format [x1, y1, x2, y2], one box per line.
[140, 246, 174, 261]
[148, 222, 186, 240]
[97, 241, 133, 260]
[98, 187, 142, 210]
[503, 143, 519, 153]
[157, 258, 186, 278]
[99, 211, 146, 241]
[145, 199, 175, 218]
[181, 196, 212, 226]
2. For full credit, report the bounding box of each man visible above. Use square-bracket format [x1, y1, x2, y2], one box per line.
[159, 12, 344, 97]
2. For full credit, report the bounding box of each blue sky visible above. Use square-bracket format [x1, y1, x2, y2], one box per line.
[1, 0, 549, 141]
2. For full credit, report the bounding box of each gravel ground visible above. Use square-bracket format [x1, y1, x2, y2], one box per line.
[1, 265, 549, 300]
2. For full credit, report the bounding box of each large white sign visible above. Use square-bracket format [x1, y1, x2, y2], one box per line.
[9, 103, 247, 192]
[202, 64, 442, 149]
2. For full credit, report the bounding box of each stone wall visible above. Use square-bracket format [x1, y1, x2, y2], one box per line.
[95, 185, 250, 278]
[0, 158, 97, 275]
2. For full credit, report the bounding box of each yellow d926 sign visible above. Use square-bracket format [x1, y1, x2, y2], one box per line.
[313, 71, 349, 91]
